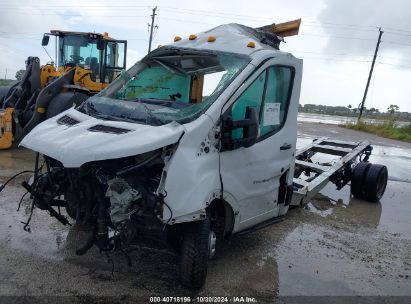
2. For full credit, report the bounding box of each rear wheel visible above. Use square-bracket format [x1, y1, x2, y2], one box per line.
[363, 164, 388, 202]
[351, 162, 371, 199]
[179, 219, 211, 289]
[46, 91, 89, 119]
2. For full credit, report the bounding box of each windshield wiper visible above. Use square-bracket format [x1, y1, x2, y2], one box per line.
[139, 102, 164, 126]
[92, 112, 137, 124]
[84, 101, 141, 124]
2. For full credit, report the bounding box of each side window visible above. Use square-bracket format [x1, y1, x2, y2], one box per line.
[228, 66, 293, 141]
[260, 66, 293, 136]
[231, 71, 266, 139]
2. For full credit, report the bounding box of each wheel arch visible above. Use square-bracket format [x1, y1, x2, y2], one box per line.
[207, 197, 235, 238]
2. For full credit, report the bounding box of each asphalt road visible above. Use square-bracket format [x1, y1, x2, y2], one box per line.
[0, 122, 410, 303]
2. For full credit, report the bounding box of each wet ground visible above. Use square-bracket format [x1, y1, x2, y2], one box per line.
[0, 122, 410, 302]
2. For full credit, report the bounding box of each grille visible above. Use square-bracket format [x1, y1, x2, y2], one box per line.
[57, 115, 80, 126]
[87, 124, 132, 134]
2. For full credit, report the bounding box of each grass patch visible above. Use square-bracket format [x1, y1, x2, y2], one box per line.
[0, 79, 15, 86]
[344, 120, 411, 142]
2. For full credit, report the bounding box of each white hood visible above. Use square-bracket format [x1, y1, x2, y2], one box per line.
[20, 108, 185, 167]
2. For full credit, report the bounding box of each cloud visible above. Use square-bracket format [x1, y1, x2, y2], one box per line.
[0, 0, 410, 112]
[318, 0, 411, 66]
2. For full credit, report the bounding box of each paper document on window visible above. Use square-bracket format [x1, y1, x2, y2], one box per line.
[263, 103, 281, 126]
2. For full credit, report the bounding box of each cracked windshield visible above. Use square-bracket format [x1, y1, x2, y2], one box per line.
[82, 50, 250, 125]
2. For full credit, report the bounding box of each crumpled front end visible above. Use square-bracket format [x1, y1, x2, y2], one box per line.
[21, 143, 176, 256]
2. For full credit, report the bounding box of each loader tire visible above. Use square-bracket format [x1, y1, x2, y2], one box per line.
[363, 164, 388, 202]
[351, 161, 371, 199]
[0, 86, 11, 107]
[46, 92, 89, 119]
[179, 218, 210, 289]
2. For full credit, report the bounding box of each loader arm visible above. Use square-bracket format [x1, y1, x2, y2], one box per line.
[20, 69, 75, 139]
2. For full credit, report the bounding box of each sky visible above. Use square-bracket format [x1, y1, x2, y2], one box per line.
[0, 0, 410, 112]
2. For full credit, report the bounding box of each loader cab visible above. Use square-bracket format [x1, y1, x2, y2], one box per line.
[42, 31, 127, 83]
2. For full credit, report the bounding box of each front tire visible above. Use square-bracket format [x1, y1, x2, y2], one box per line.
[179, 218, 210, 289]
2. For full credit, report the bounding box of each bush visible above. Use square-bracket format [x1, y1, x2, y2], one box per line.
[344, 120, 411, 142]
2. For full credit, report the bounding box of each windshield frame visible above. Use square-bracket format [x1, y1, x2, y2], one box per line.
[58, 34, 101, 69]
[81, 47, 251, 126]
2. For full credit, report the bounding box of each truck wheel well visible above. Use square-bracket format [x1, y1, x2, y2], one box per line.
[208, 199, 234, 239]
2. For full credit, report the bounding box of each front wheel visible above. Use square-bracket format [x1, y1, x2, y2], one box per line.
[179, 218, 211, 289]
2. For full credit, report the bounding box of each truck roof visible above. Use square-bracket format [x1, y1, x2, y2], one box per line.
[48, 30, 116, 40]
[165, 23, 291, 57]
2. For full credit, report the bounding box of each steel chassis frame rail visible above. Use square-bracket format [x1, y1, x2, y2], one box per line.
[291, 137, 372, 206]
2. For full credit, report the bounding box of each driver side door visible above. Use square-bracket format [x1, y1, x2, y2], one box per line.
[219, 61, 296, 232]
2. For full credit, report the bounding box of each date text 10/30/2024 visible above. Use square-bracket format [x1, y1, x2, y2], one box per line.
[149, 296, 257, 303]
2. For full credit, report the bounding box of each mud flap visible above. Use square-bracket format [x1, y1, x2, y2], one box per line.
[0, 108, 14, 149]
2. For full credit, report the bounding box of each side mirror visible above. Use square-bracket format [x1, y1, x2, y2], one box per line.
[223, 106, 259, 149]
[41, 35, 50, 46]
[243, 106, 259, 147]
[97, 39, 105, 51]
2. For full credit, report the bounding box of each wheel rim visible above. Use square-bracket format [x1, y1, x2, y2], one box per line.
[376, 169, 388, 199]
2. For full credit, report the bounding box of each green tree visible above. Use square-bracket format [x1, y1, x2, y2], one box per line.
[15, 69, 25, 81]
[387, 104, 399, 115]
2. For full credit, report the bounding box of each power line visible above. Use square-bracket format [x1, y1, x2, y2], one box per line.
[382, 40, 411, 47]
[300, 33, 376, 41]
[384, 30, 411, 37]
[0, 11, 148, 17]
[377, 61, 411, 69]
[1, 4, 409, 35]
[288, 50, 374, 58]
[1, 3, 411, 43]
[300, 57, 372, 63]
[383, 26, 411, 35]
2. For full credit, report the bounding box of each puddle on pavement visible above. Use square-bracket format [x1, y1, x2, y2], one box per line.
[0, 129, 409, 297]
[272, 181, 410, 296]
[0, 189, 70, 260]
[0, 148, 36, 177]
[309, 180, 411, 239]
[274, 222, 410, 296]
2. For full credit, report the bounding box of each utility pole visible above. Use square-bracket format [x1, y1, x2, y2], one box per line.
[358, 28, 383, 122]
[4, 68, 7, 80]
[147, 6, 158, 53]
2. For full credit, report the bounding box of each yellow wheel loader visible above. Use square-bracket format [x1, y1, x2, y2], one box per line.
[0, 30, 127, 149]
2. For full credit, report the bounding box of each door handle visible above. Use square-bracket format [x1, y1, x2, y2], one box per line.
[280, 143, 292, 150]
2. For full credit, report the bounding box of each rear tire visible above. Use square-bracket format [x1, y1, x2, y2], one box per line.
[351, 162, 371, 199]
[179, 219, 210, 289]
[46, 92, 89, 119]
[363, 164, 388, 202]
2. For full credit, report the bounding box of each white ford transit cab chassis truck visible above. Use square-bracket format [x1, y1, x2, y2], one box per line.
[11, 19, 387, 288]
